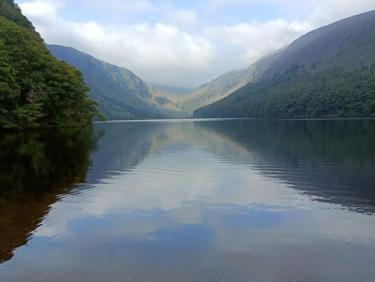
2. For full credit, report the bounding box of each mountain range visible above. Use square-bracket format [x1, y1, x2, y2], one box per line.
[195, 10, 375, 118]
[47, 10, 375, 120]
[1, 2, 374, 123]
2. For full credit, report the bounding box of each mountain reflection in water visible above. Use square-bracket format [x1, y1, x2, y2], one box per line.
[0, 119, 375, 282]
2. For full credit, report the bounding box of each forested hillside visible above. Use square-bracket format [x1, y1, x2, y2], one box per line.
[195, 10, 375, 119]
[0, 0, 97, 129]
[195, 65, 375, 118]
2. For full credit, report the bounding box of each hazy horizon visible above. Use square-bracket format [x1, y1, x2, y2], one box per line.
[16, 0, 375, 88]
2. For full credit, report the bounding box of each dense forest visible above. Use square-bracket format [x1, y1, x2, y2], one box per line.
[0, 0, 97, 129]
[194, 65, 375, 118]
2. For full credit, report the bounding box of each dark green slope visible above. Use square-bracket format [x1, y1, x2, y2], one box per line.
[0, 0, 97, 129]
[48, 45, 168, 120]
[0, 0, 32, 29]
[258, 10, 375, 79]
[195, 66, 375, 118]
[195, 10, 375, 119]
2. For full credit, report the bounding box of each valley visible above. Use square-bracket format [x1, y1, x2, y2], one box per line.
[46, 10, 375, 121]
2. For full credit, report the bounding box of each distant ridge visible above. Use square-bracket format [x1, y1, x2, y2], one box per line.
[180, 10, 375, 114]
[195, 10, 375, 119]
[48, 45, 188, 120]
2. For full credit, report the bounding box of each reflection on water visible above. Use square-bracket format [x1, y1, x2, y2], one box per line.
[0, 128, 97, 263]
[0, 119, 375, 282]
[200, 120, 375, 213]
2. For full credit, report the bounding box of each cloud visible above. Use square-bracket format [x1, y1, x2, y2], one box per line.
[204, 19, 312, 70]
[17, 0, 375, 87]
[17, 0, 59, 18]
[18, 3, 216, 87]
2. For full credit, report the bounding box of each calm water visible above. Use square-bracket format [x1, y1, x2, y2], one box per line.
[1, 119, 375, 282]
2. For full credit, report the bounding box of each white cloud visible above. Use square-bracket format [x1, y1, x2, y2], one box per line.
[204, 19, 312, 69]
[17, 0, 375, 87]
[18, 0, 59, 18]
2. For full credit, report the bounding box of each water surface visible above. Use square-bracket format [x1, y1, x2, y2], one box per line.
[1, 119, 375, 282]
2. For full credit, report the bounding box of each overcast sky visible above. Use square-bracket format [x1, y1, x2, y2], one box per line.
[16, 0, 375, 88]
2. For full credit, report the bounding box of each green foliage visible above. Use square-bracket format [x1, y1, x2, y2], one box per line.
[0, 0, 33, 29]
[195, 65, 375, 119]
[0, 2, 97, 129]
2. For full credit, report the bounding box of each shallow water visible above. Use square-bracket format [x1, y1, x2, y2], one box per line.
[1, 119, 375, 282]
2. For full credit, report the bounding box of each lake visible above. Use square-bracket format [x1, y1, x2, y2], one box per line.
[1, 119, 375, 282]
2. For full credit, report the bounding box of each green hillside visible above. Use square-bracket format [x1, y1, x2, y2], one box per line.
[48, 45, 187, 120]
[195, 10, 375, 119]
[0, 0, 97, 129]
[195, 65, 375, 118]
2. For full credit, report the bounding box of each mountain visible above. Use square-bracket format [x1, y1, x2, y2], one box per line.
[48, 45, 188, 120]
[177, 36, 288, 113]
[177, 70, 249, 113]
[0, 0, 97, 129]
[195, 10, 375, 119]
[150, 84, 193, 97]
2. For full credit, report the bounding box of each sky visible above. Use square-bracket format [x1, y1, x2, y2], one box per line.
[15, 0, 375, 88]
